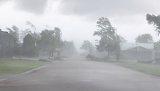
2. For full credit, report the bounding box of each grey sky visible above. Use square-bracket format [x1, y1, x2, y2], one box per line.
[59, 0, 160, 18]
[15, 0, 48, 14]
[0, 0, 159, 50]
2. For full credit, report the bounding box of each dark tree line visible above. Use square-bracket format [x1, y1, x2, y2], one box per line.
[2, 22, 76, 58]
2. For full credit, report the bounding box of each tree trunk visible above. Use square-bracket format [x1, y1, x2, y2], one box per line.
[116, 43, 121, 61]
[108, 51, 110, 60]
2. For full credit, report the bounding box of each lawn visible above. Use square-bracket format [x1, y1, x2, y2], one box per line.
[113, 62, 160, 77]
[0, 59, 49, 73]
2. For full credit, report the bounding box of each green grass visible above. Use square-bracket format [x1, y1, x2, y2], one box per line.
[113, 62, 160, 77]
[0, 59, 49, 73]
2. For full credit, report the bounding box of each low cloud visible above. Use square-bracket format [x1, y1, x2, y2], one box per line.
[15, 0, 48, 14]
[58, 0, 160, 18]
[0, 0, 49, 14]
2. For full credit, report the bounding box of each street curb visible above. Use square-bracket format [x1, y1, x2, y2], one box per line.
[0, 64, 51, 84]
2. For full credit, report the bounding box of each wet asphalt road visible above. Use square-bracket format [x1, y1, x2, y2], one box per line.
[1, 57, 160, 91]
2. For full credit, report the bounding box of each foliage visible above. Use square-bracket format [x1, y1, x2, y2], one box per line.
[2, 21, 67, 58]
[38, 27, 62, 57]
[20, 29, 32, 43]
[135, 34, 153, 43]
[26, 21, 36, 31]
[7, 25, 19, 43]
[22, 34, 38, 57]
[85, 54, 97, 61]
[80, 40, 94, 54]
[39, 29, 54, 53]
[6, 25, 21, 57]
[94, 17, 121, 61]
[146, 14, 160, 35]
[54, 27, 62, 52]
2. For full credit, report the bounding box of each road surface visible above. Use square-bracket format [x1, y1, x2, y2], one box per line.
[0, 56, 160, 91]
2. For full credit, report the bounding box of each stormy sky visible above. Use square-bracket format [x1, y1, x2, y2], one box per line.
[0, 0, 160, 49]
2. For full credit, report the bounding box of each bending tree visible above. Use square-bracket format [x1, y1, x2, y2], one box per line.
[146, 14, 160, 35]
[54, 27, 62, 57]
[22, 34, 38, 57]
[80, 40, 94, 54]
[94, 17, 121, 61]
[38, 27, 62, 57]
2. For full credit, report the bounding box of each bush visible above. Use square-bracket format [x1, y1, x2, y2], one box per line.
[39, 59, 50, 62]
[54, 57, 63, 61]
[86, 54, 97, 61]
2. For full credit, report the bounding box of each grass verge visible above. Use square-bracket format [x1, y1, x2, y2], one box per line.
[113, 62, 160, 77]
[0, 59, 49, 74]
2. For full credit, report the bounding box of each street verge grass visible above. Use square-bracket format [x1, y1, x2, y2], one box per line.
[0, 59, 49, 74]
[112, 62, 160, 77]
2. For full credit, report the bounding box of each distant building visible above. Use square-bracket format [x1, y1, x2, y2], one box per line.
[0, 29, 15, 58]
[121, 43, 154, 62]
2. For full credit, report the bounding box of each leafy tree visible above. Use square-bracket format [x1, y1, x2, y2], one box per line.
[39, 29, 55, 57]
[135, 34, 153, 43]
[80, 40, 94, 54]
[6, 25, 19, 43]
[38, 27, 62, 57]
[22, 34, 38, 57]
[94, 17, 122, 61]
[20, 29, 32, 43]
[26, 21, 36, 31]
[146, 14, 160, 35]
[6, 25, 21, 57]
[94, 17, 116, 58]
[19, 21, 37, 43]
[54, 27, 62, 57]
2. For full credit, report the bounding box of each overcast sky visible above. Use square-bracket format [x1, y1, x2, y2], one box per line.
[0, 0, 160, 50]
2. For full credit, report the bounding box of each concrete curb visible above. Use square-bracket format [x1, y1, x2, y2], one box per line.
[0, 64, 51, 84]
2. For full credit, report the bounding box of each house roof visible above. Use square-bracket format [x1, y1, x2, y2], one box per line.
[121, 43, 154, 50]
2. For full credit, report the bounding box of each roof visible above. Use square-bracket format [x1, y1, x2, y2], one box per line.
[121, 43, 154, 50]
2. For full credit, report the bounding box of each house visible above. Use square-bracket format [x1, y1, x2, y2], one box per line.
[121, 43, 154, 62]
[0, 29, 15, 58]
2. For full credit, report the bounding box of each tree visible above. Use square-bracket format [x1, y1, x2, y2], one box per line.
[20, 29, 32, 43]
[6, 25, 19, 43]
[80, 40, 94, 54]
[135, 34, 153, 43]
[6, 25, 21, 57]
[94, 17, 118, 59]
[19, 21, 37, 43]
[39, 29, 55, 57]
[22, 34, 38, 57]
[26, 21, 36, 32]
[146, 14, 160, 35]
[38, 27, 63, 58]
[52, 27, 62, 58]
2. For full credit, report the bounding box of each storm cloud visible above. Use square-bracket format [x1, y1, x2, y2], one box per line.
[15, 0, 48, 14]
[0, 0, 49, 14]
[58, 0, 160, 17]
